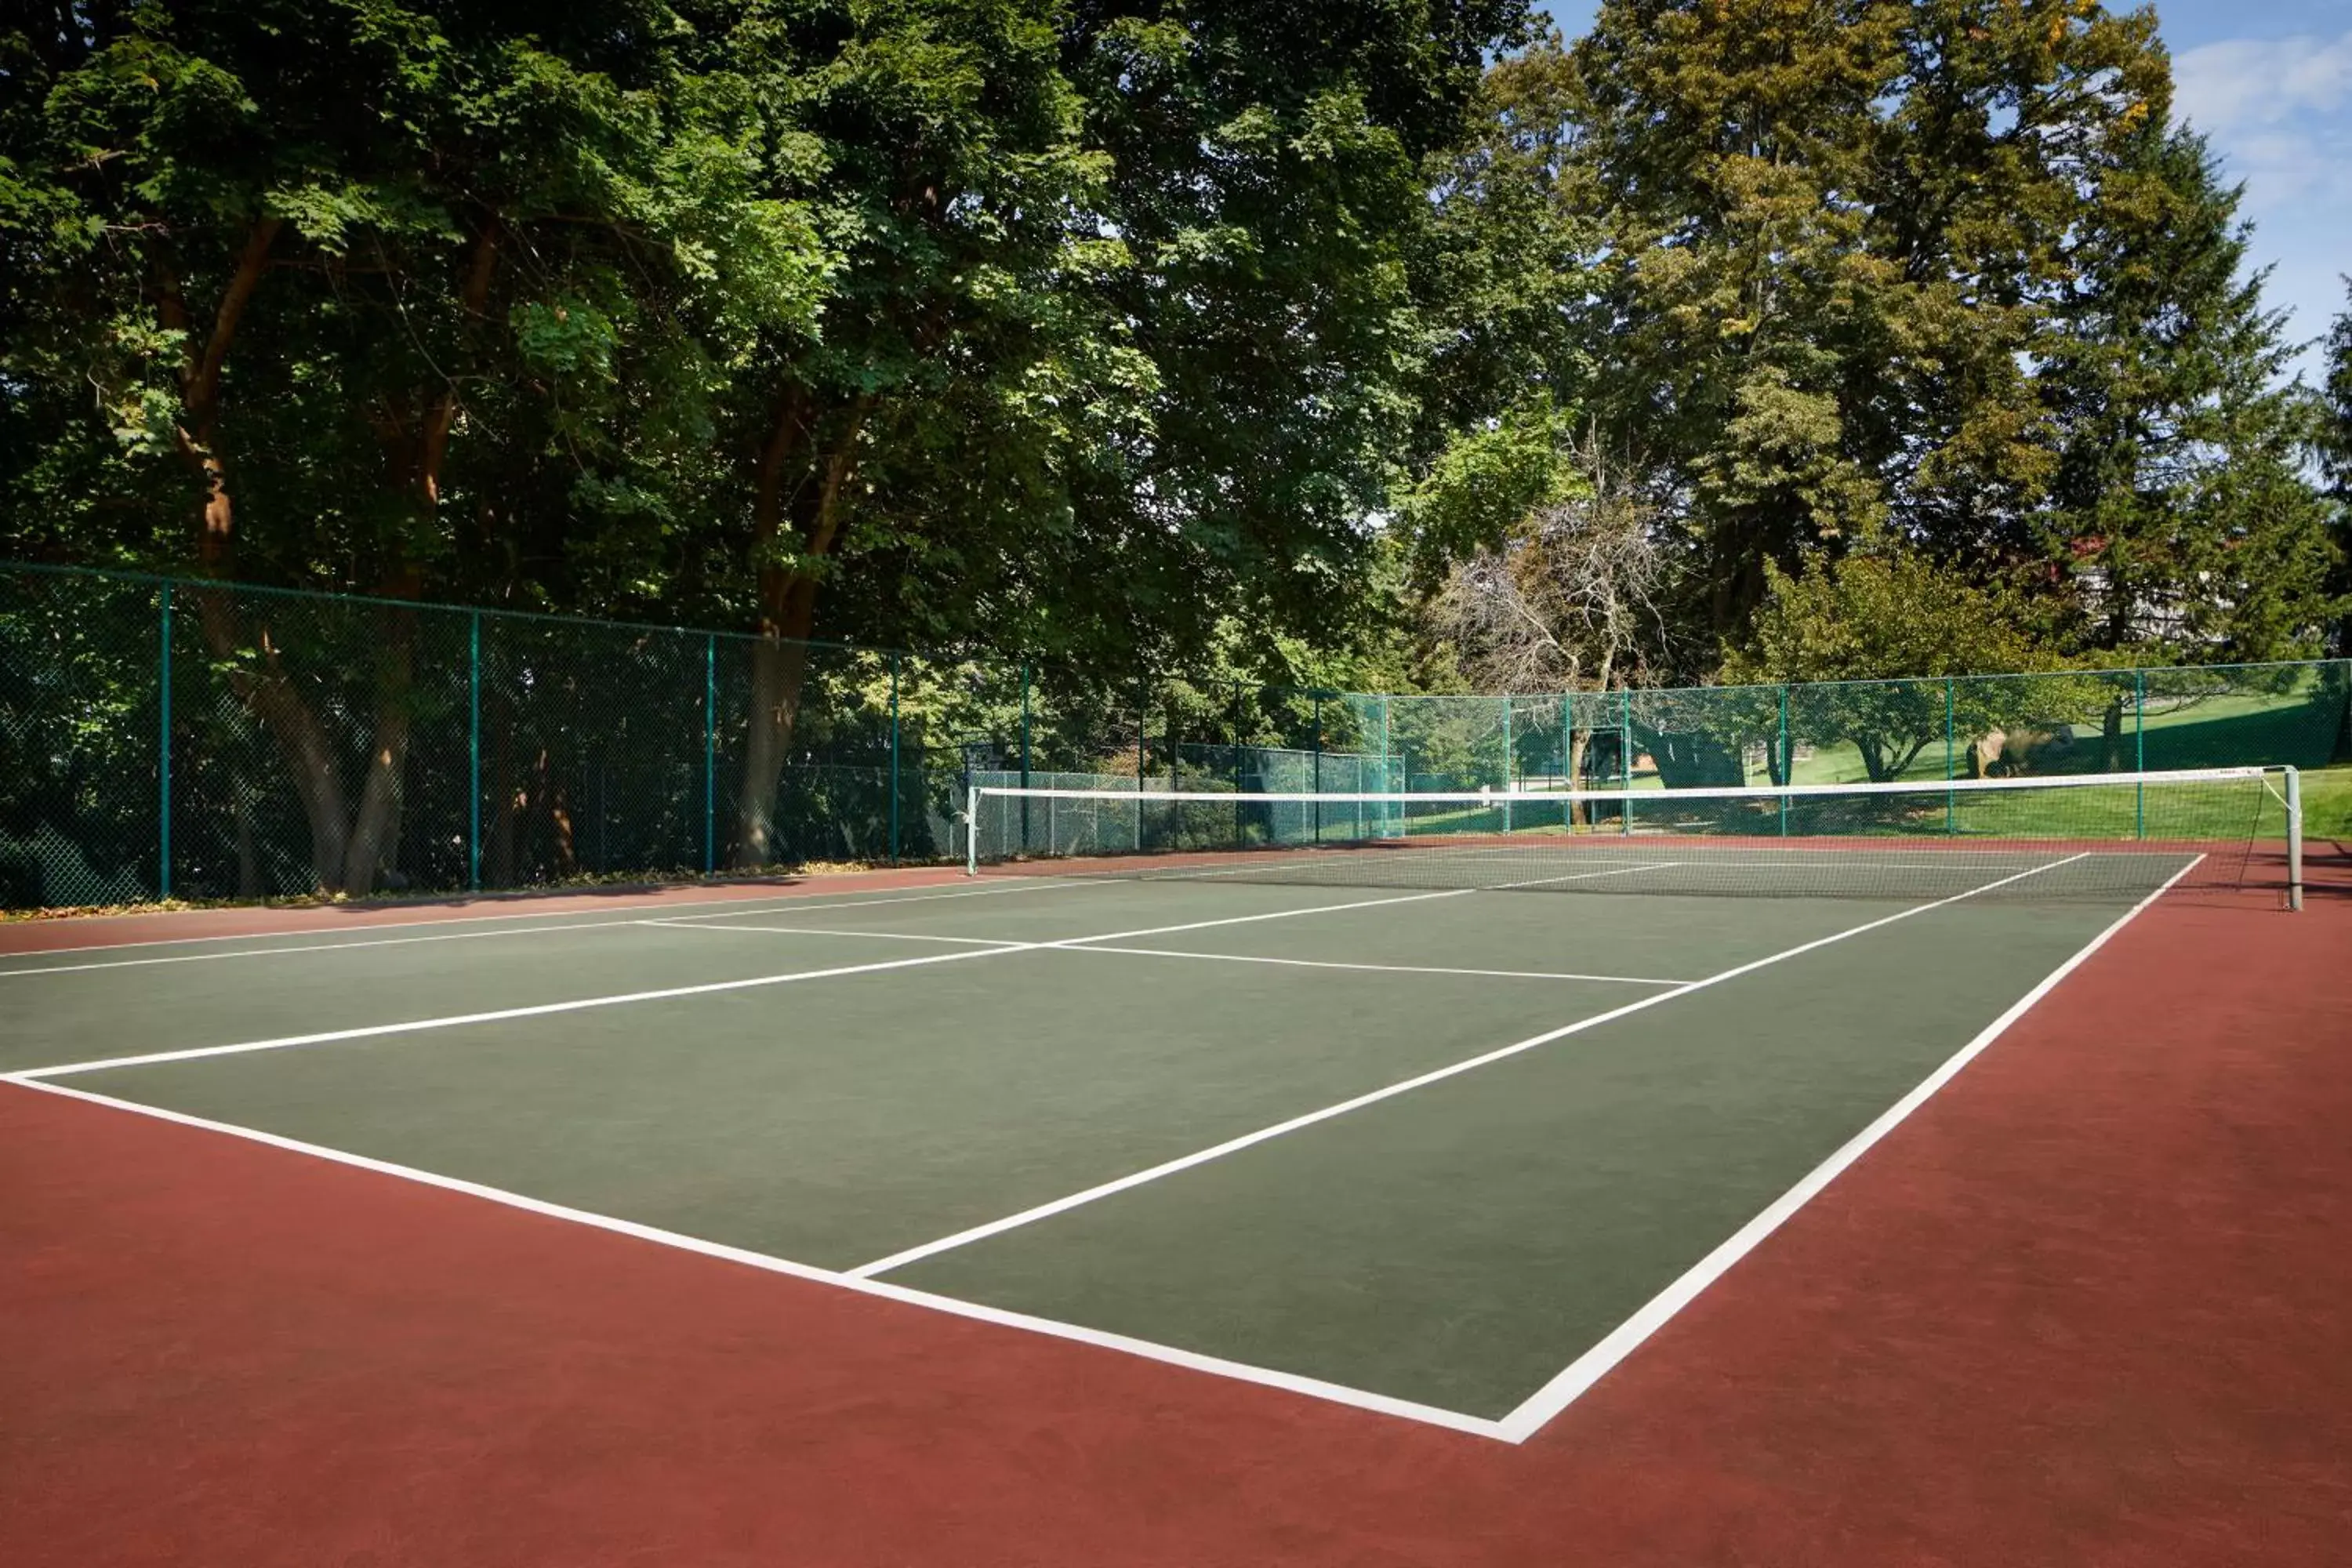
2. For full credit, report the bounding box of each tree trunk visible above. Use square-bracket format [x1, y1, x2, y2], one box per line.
[734, 601, 816, 867]
[731, 392, 872, 869]
[336, 595, 419, 895]
[188, 588, 354, 889]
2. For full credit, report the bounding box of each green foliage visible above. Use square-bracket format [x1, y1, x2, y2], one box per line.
[1723, 550, 2080, 779]
[1396, 395, 1582, 573]
[2321, 282, 2352, 653]
[2038, 127, 2347, 659]
[1728, 553, 2057, 688]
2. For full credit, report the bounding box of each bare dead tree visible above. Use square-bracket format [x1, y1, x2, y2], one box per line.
[1426, 428, 1670, 693]
[1425, 429, 1671, 804]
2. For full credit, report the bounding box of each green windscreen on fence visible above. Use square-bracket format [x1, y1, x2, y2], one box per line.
[965, 769, 2302, 905]
[3, 562, 2346, 909]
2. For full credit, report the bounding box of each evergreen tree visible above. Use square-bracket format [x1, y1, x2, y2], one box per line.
[2320, 282, 2352, 654]
[2040, 128, 2344, 659]
[1563, 0, 2171, 636]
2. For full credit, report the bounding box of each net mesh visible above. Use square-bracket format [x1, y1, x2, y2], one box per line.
[967, 769, 2299, 904]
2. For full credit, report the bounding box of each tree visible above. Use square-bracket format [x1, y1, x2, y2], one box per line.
[2318, 281, 2352, 655]
[1, 1, 784, 890]
[1408, 27, 1600, 457]
[1419, 420, 1668, 696]
[1722, 550, 2066, 782]
[2038, 126, 2345, 659]
[1563, 0, 2169, 637]
[1408, 404, 1671, 802]
[2, 1, 1537, 884]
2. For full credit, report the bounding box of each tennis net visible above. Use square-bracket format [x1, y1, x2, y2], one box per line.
[965, 767, 2305, 906]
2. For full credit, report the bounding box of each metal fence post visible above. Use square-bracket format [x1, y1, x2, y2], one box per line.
[1501, 695, 1514, 834]
[1135, 681, 1147, 851]
[703, 633, 716, 875]
[158, 583, 172, 900]
[1018, 661, 1032, 851]
[1777, 684, 1790, 838]
[1620, 688, 1633, 837]
[469, 611, 482, 889]
[2134, 666, 2147, 839]
[1312, 691, 1324, 844]
[1380, 693, 1392, 838]
[1231, 682, 1244, 802]
[887, 652, 901, 866]
[1944, 677, 1955, 835]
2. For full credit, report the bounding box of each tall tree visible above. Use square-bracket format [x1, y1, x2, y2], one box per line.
[2318, 281, 2352, 655]
[3, 1, 1535, 880]
[1563, 0, 2168, 636]
[2039, 128, 2344, 659]
[687, 0, 1530, 861]
[0, 2, 829, 888]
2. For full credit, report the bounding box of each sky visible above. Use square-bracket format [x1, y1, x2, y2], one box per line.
[1537, 0, 2352, 383]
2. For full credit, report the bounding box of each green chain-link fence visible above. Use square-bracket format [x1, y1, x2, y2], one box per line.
[5, 561, 2347, 909]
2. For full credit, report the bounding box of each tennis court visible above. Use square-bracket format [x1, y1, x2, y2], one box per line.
[1, 771, 2301, 1439]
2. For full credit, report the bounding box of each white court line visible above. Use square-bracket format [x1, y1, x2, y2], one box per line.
[652, 911, 1689, 984]
[14, 886, 1477, 1081]
[1488, 862, 1682, 890]
[0, 915, 676, 978]
[1058, 947, 1691, 986]
[637, 920, 1022, 948]
[1, 1075, 1504, 1441]
[0, 875, 1101, 970]
[1490, 852, 2206, 1441]
[844, 854, 2092, 1280]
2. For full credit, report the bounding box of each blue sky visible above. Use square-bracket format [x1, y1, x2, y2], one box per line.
[1537, 1, 2352, 383]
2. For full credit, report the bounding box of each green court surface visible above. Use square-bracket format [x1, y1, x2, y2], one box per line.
[1, 869, 2163, 1432]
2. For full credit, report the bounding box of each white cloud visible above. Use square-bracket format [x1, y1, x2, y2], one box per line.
[2218, 128, 2352, 210]
[2174, 31, 2352, 133]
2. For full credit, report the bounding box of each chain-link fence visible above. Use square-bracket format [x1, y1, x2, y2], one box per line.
[5, 562, 2347, 908]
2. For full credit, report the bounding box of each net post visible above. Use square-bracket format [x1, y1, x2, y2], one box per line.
[1620, 688, 1633, 837]
[2134, 668, 2147, 840]
[703, 633, 716, 876]
[887, 652, 901, 866]
[2285, 765, 2304, 912]
[965, 785, 980, 877]
[469, 610, 482, 890]
[157, 581, 172, 901]
[1944, 677, 1955, 835]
